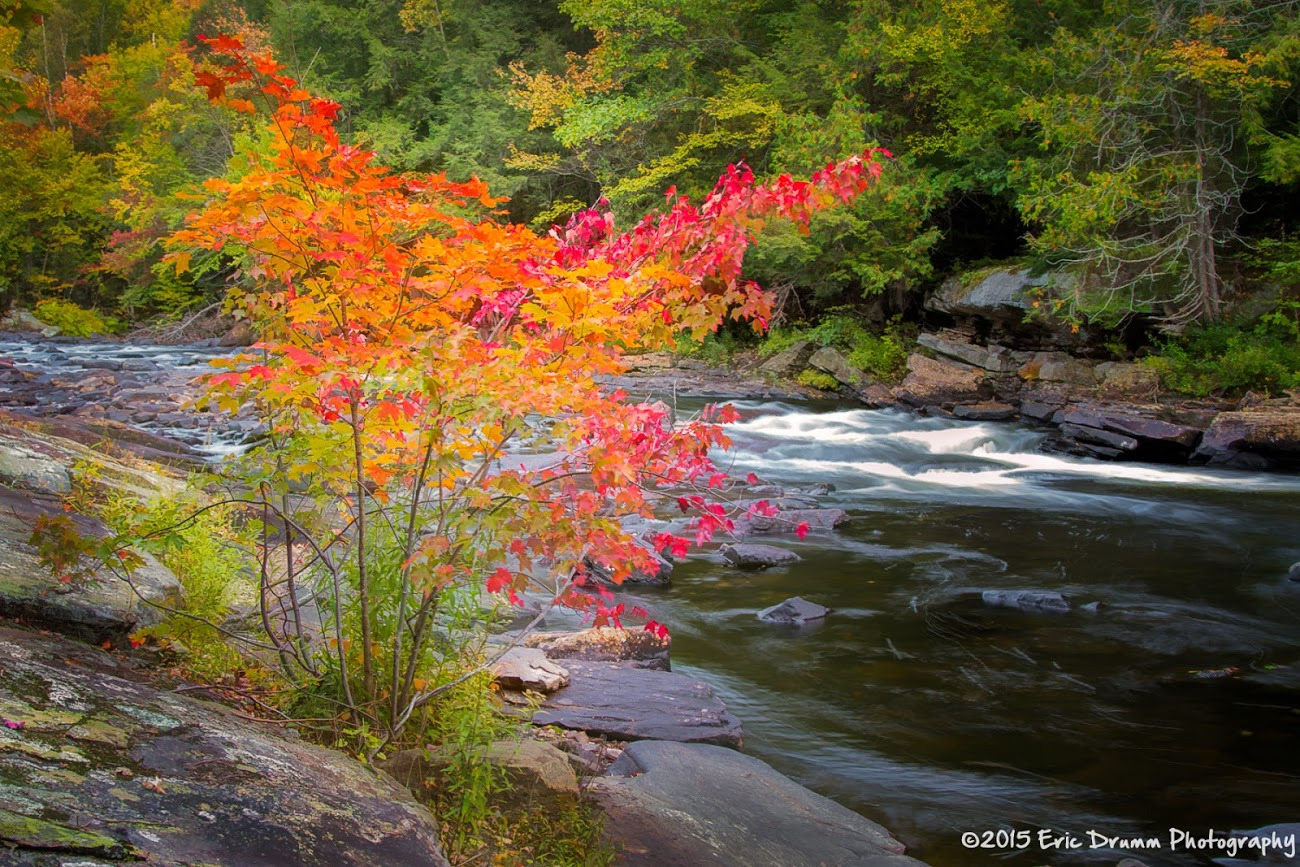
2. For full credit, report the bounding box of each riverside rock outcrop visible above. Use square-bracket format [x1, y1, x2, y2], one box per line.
[766, 323, 1300, 470]
[0, 628, 451, 866]
[531, 660, 744, 748]
[590, 741, 925, 867]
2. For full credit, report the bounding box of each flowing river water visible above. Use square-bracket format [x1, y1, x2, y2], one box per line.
[627, 400, 1300, 866]
[4, 338, 1297, 865]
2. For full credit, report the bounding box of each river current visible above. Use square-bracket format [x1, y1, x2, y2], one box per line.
[630, 401, 1300, 866]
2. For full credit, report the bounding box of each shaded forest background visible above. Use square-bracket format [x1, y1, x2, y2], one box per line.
[2, 0, 1299, 344]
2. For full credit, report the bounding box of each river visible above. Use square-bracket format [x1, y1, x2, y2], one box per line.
[623, 400, 1300, 866]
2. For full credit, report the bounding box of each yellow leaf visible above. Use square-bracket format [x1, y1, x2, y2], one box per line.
[173, 251, 191, 275]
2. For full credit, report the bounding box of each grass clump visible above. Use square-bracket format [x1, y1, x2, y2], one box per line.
[386, 674, 614, 865]
[677, 328, 753, 365]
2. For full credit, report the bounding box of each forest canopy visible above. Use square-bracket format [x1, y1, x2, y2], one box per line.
[1, 0, 1298, 329]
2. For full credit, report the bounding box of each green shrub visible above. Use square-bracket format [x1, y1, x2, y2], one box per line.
[761, 310, 915, 383]
[756, 326, 806, 359]
[32, 298, 123, 337]
[1141, 302, 1300, 396]
[846, 321, 913, 382]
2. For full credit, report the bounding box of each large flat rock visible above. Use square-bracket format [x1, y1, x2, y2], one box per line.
[591, 741, 926, 866]
[1194, 406, 1300, 469]
[0, 411, 188, 499]
[532, 660, 742, 747]
[0, 627, 450, 866]
[897, 353, 986, 407]
[0, 488, 181, 644]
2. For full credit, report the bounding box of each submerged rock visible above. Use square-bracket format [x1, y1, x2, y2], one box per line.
[733, 507, 848, 537]
[531, 660, 742, 747]
[591, 740, 923, 866]
[981, 590, 1071, 613]
[0, 627, 450, 866]
[721, 543, 802, 569]
[757, 596, 829, 624]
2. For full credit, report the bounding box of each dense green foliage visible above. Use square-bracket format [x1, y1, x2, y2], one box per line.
[1143, 301, 1300, 396]
[762, 312, 915, 382]
[0, 0, 1297, 371]
[32, 297, 122, 336]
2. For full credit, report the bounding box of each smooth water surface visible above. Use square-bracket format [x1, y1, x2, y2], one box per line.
[631, 402, 1300, 866]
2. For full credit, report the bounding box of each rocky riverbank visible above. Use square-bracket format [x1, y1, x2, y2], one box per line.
[610, 267, 1300, 473]
[0, 336, 927, 864]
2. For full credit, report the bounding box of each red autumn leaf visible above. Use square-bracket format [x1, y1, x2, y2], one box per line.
[643, 620, 670, 640]
[487, 567, 512, 594]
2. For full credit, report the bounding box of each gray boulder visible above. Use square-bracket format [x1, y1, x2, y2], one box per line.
[926, 267, 1095, 350]
[1031, 353, 1100, 386]
[590, 740, 923, 866]
[491, 646, 570, 693]
[0, 627, 450, 866]
[1054, 407, 1204, 461]
[757, 339, 818, 378]
[917, 332, 1016, 372]
[1193, 407, 1300, 470]
[758, 596, 828, 624]
[721, 544, 802, 569]
[584, 541, 674, 587]
[532, 660, 743, 747]
[808, 347, 892, 404]
[385, 738, 579, 809]
[927, 267, 1046, 319]
[1058, 422, 1139, 453]
[952, 402, 1017, 421]
[898, 353, 986, 407]
[1094, 361, 1160, 396]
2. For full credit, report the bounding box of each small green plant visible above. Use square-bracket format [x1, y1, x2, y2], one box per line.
[32, 298, 123, 337]
[796, 369, 839, 390]
[393, 674, 613, 865]
[92, 486, 257, 680]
